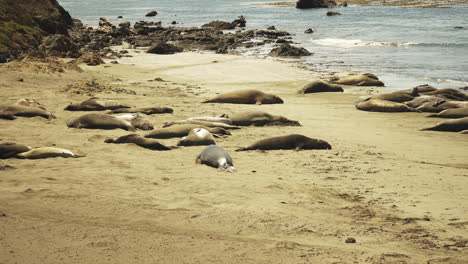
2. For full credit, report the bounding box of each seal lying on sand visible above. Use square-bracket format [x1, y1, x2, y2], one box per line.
[0, 143, 31, 159]
[185, 116, 232, 125]
[421, 89, 468, 101]
[229, 111, 301, 126]
[17, 147, 84, 159]
[163, 119, 240, 129]
[15, 99, 47, 110]
[426, 108, 468, 118]
[333, 73, 384, 86]
[416, 100, 465, 113]
[178, 128, 216, 146]
[65, 97, 130, 111]
[105, 134, 171, 150]
[146, 124, 230, 139]
[67, 113, 136, 131]
[356, 99, 417, 112]
[371, 89, 419, 103]
[404, 84, 437, 93]
[298, 80, 343, 94]
[114, 113, 154, 130]
[421, 117, 468, 132]
[405, 96, 444, 108]
[460, 130, 468, 134]
[196, 145, 235, 172]
[108, 107, 173, 115]
[236, 134, 331, 151]
[0, 105, 56, 119]
[202, 89, 284, 105]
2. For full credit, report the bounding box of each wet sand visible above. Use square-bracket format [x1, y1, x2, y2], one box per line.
[0, 51, 467, 263]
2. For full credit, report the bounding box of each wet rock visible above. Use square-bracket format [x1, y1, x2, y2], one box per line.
[38, 34, 80, 58]
[117, 16, 123, 19]
[296, 0, 337, 8]
[74, 52, 105, 66]
[267, 26, 276, 30]
[327, 11, 342, 16]
[232, 16, 246, 28]
[202, 21, 235, 30]
[304, 28, 314, 34]
[145, 11, 158, 17]
[171, 21, 177, 25]
[147, 43, 183, 54]
[269, 43, 312, 57]
[99, 17, 113, 27]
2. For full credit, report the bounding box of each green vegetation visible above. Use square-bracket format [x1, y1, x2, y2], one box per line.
[0, 21, 41, 49]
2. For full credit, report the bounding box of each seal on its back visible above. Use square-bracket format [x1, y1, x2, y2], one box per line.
[236, 134, 331, 151]
[17, 147, 84, 159]
[145, 124, 231, 139]
[196, 145, 235, 172]
[67, 113, 136, 131]
[105, 134, 171, 150]
[177, 128, 216, 146]
[202, 89, 284, 105]
[229, 111, 301, 126]
[421, 117, 468, 132]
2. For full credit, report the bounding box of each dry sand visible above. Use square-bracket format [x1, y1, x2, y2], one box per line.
[0, 51, 467, 264]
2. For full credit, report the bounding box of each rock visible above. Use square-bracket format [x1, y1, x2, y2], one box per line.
[99, 17, 113, 27]
[145, 11, 158, 17]
[74, 52, 105, 66]
[147, 43, 183, 54]
[202, 21, 235, 30]
[267, 26, 276, 30]
[342, 1, 348, 7]
[345, 237, 356, 243]
[304, 28, 314, 34]
[38, 34, 80, 58]
[296, 0, 337, 8]
[117, 16, 123, 19]
[119, 21, 131, 28]
[276, 39, 292, 44]
[327, 11, 342, 16]
[269, 44, 312, 57]
[171, 21, 177, 25]
[232, 16, 246, 28]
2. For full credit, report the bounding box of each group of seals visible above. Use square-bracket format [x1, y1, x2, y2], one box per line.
[65, 97, 130, 111]
[0, 142, 83, 159]
[0, 99, 56, 120]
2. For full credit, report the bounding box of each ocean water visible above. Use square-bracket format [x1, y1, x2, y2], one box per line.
[58, 0, 468, 90]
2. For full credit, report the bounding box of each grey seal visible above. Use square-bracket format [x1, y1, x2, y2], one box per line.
[196, 145, 235, 172]
[236, 134, 331, 151]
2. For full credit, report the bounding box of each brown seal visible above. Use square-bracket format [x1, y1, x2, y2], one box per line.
[298, 80, 343, 94]
[202, 89, 284, 105]
[0, 105, 56, 119]
[236, 134, 331, 151]
[371, 89, 419, 103]
[177, 128, 216, 146]
[426, 108, 468, 118]
[15, 99, 47, 110]
[108, 107, 173, 115]
[356, 99, 417, 112]
[105, 134, 171, 150]
[145, 124, 231, 139]
[67, 113, 136, 131]
[333, 74, 384, 86]
[416, 100, 464, 113]
[229, 111, 301, 126]
[421, 117, 468, 132]
[17, 147, 85, 159]
[0, 143, 31, 159]
[404, 84, 437, 93]
[65, 97, 131, 111]
[163, 119, 240, 129]
[421, 89, 468, 101]
[405, 96, 444, 108]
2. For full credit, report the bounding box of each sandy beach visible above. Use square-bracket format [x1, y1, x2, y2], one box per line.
[0, 50, 467, 263]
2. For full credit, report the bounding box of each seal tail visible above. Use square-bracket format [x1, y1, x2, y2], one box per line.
[425, 114, 438, 118]
[201, 99, 214, 103]
[235, 147, 249, 152]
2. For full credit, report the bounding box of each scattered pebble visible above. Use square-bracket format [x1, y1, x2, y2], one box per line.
[345, 237, 356, 243]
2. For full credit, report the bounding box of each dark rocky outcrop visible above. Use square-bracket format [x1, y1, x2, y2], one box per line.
[73, 52, 105, 66]
[327, 11, 342, 16]
[202, 21, 235, 30]
[304, 28, 314, 34]
[38, 34, 80, 57]
[296, 0, 337, 8]
[147, 43, 183, 54]
[145, 11, 158, 17]
[269, 44, 312, 57]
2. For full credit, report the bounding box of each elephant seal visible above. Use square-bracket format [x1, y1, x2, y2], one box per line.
[404, 84, 437, 93]
[65, 97, 131, 111]
[145, 124, 231, 139]
[105, 134, 171, 150]
[0, 105, 56, 119]
[298, 80, 343, 94]
[416, 100, 464, 113]
[186, 116, 232, 125]
[426, 108, 468, 118]
[421, 117, 468, 132]
[229, 111, 301, 126]
[163, 119, 240, 129]
[371, 89, 419, 103]
[202, 89, 284, 105]
[196, 145, 235, 172]
[333, 74, 384, 86]
[405, 96, 444, 108]
[356, 99, 417, 112]
[67, 114, 136, 131]
[108, 107, 173, 115]
[421, 89, 468, 101]
[177, 128, 216, 146]
[15, 99, 47, 110]
[17, 147, 84, 159]
[0, 143, 31, 159]
[460, 130, 468, 134]
[114, 113, 154, 130]
[236, 134, 331, 151]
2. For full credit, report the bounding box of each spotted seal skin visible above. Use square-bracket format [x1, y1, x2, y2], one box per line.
[236, 134, 331, 151]
[105, 134, 171, 150]
[298, 80, 343, 94]
[202, 89, 284, 105]
[177, 128, 216, 146]
[0, 105, 56, 119]
[426, 108, 468, 118]
[17, 147, 84, 159]
[356, 99, 417, 112]
[421, 117, 468, 132]
[145, 124, 231, 139]
[108, 107, 173, 115]
[196, 145, 235, 172]
[66, 113, 136, 131]
[0, 143, 31, 159]
[65, 97, 131, 111]
[229, 111, 301, 126]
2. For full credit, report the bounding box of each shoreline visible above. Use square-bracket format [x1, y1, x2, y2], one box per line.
[254, 0, 468, 8]
[1, 49, 467, 263]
